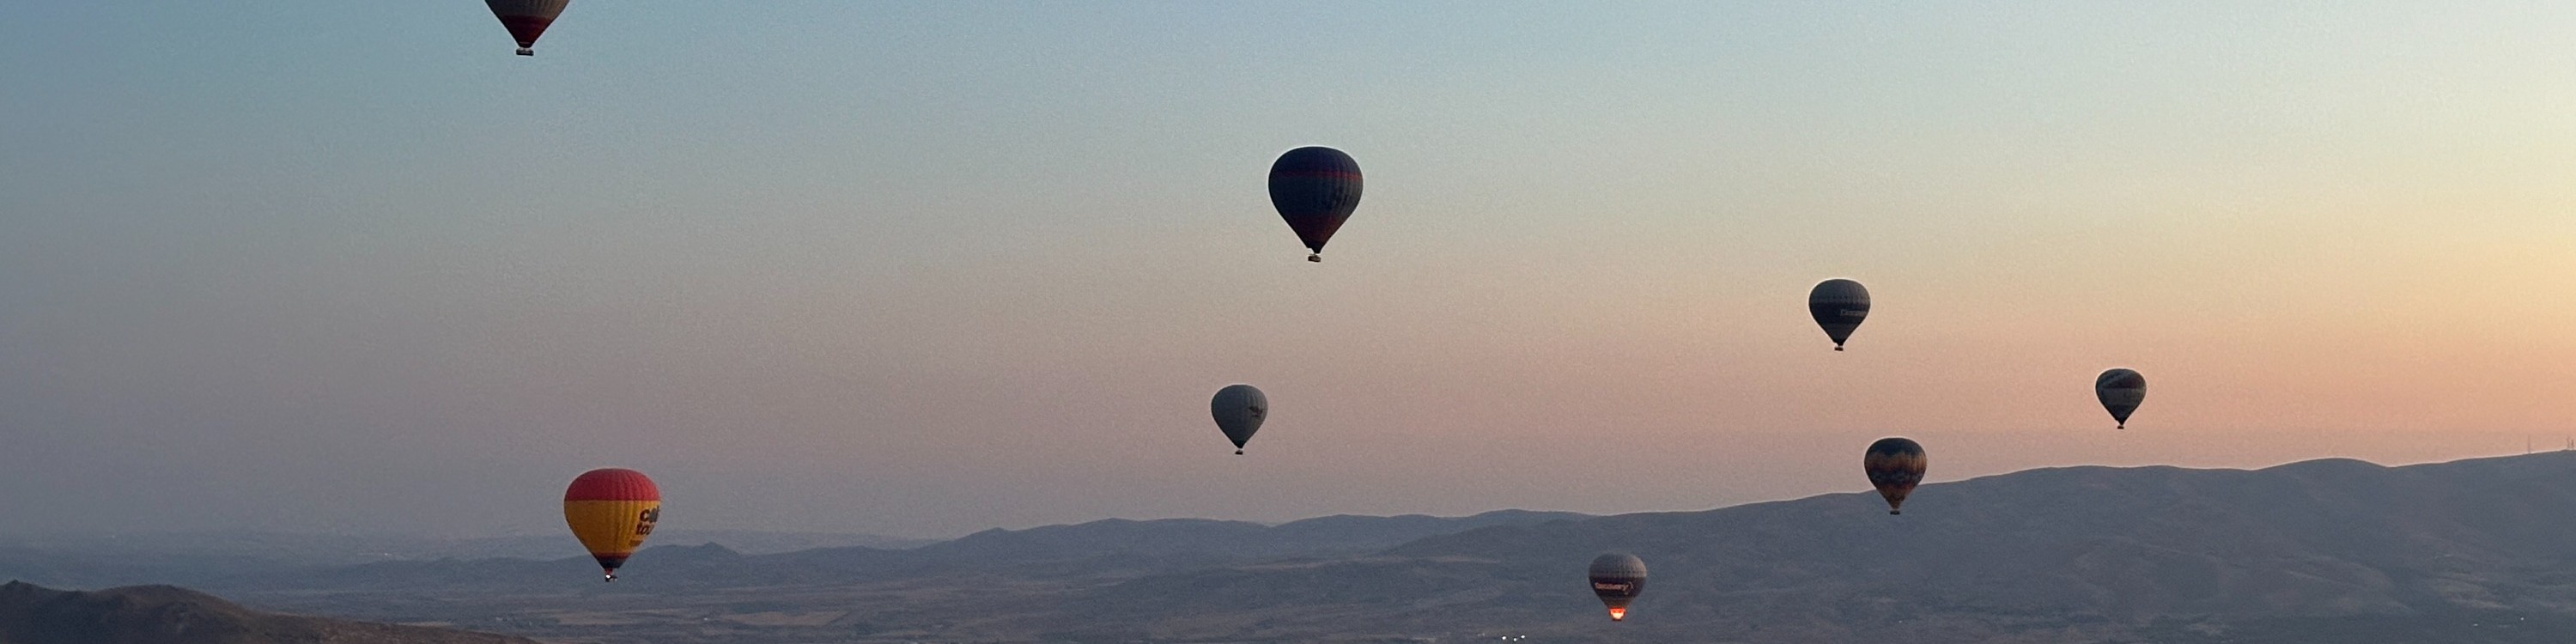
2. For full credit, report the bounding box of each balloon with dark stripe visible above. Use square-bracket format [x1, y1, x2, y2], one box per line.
[2095, 368, 2147, 428]
[1267, 147, 1364, 262]
[1862, 437, 1926, 514]
[1807, 279, 1871, 351]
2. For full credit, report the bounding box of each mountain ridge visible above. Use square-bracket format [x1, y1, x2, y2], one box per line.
[1057, 453, 2576, 642]
[0, 580, 537, 644]
[16, 453, 2576, 642]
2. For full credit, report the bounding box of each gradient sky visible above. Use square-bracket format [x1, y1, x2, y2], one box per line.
[3, 2, 2573, 539]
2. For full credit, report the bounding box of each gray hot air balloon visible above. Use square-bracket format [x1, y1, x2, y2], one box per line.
[1210, 384, 1268, 455]
[1807, 279, 1871, 351]
[1588, 553, 1647, 622]
[2095, 368, 2146, 428]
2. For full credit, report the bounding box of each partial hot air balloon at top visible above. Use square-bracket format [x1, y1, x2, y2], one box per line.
[2096, 368, 2147, 429]
[488, 0, 570, 56]
[1587, 553, 1647, 622]
[1267, 147, 1364, 263]
[1211, 384, 1268, 455]
[563, 468, 659, 581]
[1862, 437, 1925, 515]
[1807, 279, 1871, 351]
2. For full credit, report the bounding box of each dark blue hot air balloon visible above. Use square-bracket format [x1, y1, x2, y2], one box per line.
[1807, 279, 1871, 351]
[1267, 147, 1364, 262]
[2095, 368, 2147, 429]
[486, 0, 570, 56]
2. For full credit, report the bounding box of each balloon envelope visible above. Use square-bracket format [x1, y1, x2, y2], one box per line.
[2096, 368, 2147, 428]
[1211, 384, 1268, 454]
[1807, 279, 1871, 350]
[1588, 553, 1648, 622]
[487, 0, 570, 56]
[1862, 438, 1926, 514]
[563, 468, 660, 580]
[1267, 147, 1363, 261]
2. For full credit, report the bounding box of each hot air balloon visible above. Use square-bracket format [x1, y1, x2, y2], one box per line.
[1808, 279, 1871, 351]
[1211, 384, 1268, 454]
[2096, 368, 2147, 428]
[563, 468, 659, 581]
[1862, 438, 1925, 514]
[1588, 553, 1647, 622]
[1267, 147, 1363, 262]
[487, 0, 570, 56]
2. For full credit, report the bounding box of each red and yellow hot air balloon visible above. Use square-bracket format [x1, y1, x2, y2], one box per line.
[563, 468, 659, 581]
[487, 0, 572, 56]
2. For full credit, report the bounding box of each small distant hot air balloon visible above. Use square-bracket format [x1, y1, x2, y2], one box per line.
[1588, 553, 1647, 622]
[1808, 279, 1871, 351]
[487, 0, 571, 56]
[1211, 384, 1268, 454]
[563, 468, 659, 581]
[1267, 147, 1364, 262]
[1862, 438, 1925, 514]
[2096, 368, 2147, 429]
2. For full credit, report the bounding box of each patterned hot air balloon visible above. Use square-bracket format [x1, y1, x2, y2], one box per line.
[1587, 553, 1648, 622]
[1267, 147, 1364, 262]
[563, 468, 659, 581]
[2096, 368, 2147, 429]
[1862, 438, 1926, 515]
[1211, 384, 1268, 455]
[1808, 279, 1871, 351]
[487, 0, 571, 56]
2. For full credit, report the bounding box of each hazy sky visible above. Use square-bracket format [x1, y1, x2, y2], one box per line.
[4, 2, 2573, 539]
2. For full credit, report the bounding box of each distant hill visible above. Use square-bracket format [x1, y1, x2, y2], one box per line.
[171, 509, 1596, 642]
[0, 529, 932, 568]
[0, 529, 934, 591]
[904, 509, 1592, 568]
[1052, 453, 2576, 642]
[0, 580, 535, 644]
[183, 509, 1592, 596]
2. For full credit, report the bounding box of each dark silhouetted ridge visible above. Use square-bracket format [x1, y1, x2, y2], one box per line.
[0, 580, 536, 644]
